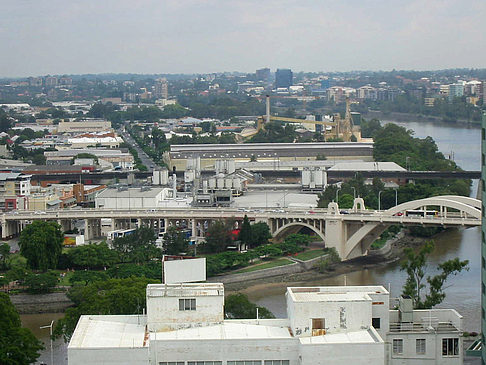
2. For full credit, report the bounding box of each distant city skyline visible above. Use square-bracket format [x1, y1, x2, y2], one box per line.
[1, 0, 485, 77]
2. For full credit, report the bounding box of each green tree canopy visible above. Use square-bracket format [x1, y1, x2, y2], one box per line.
[0, 292, 43, 364]
[67, 242, 119, 269]
[19, 220, 64, 271]
[250, 222, 272, 247]
[54, 277, 156, 342]
[238, 215, 252, 246]
[225, 293, 274, 319]
[111, 227, 160, 263]
[162, 226, 189, 255]
[202, 220, 234, 253]
[401, 241, 469, 309]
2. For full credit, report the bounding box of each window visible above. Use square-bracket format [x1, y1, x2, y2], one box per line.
[264, 361, 289, 365]
[179, 298, 196, 311]
[416, 339, 426, 354]
[372, 317, 381, 329]
[393, 339, 403, 355]
[187, 362, 222, 365]
[228, 362, 262, 365]
[442, 338, 459, 356]
[159, 363, 184, 365]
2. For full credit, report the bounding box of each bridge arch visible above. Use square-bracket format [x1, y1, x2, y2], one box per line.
[343, 195, 481, 260]
[273, 222, 326, 243]
[385, 197, 480, 219]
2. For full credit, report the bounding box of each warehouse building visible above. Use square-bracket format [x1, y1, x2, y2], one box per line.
[166, 142, 374, 171]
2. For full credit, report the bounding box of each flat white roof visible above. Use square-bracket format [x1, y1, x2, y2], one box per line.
[329, 161, 406, 171]
[287, 286, 388, 302]
[152, 322, 291, 340]
[292, 292, 371, 302]
[147, 283, 224, 298]
[69, 315, 147, 349]
[299, 329, 381, 344]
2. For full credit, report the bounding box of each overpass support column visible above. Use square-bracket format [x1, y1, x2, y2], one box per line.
[325, 218, 345, 258]
[191, 219, 197, 238]
[84, 219, 91, 240]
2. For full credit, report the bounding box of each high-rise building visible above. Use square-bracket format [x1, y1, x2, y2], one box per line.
[275, 68, 293, 89]
[482, 112, 486, 365]
[256, 68, 270, 82]
[154, 78, 168, 99]
[448, 83, 464, 102]
[45, 76, 58, 87]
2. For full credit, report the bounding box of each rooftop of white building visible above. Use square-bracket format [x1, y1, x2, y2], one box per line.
[152, 322, 291, 340]
[69, 315, 147, 349]
[299, 329, 381, 344]
[287, 286, 389, 302]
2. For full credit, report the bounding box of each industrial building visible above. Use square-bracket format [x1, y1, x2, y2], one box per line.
[57, 119, 112, 133]
[68, 283, 463, 365]
[166, 142, 374, 171]
[95, 185, 191, 209]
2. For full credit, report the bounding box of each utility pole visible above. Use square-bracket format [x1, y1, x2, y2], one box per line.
[40, 320, 54, 365]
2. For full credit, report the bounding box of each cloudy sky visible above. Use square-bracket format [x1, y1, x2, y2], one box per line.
[1, 0, 485, 77]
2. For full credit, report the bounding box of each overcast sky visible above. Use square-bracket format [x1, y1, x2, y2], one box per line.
[1, 0, 485, 77]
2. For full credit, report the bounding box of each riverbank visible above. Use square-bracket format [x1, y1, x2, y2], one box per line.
[10, 292, 72, 314]
[363, 110, 480, 125]
[225, 231, 426, 293]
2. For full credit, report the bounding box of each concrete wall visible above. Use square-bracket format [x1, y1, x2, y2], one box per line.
[299, 341, 385, 365]
[150, 338, 299, 364]
[387, 332, 462, 365]
[147, 290, 224, 332]
[68, 347, 147, 365]
[287, 296, 372, 336]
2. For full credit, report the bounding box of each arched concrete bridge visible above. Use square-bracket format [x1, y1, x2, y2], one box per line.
[269, 195, 481, 260]
[1, 195, 480, 260]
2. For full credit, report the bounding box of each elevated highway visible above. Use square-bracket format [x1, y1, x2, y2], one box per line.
[27, 170, 481, 185]
[2, 195, 480, 260]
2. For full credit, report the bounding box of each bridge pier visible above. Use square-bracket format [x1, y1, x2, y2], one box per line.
[58, 219, 72, 233]
[84, 219, 101, 240]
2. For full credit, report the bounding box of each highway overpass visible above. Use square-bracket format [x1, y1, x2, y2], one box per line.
[2, 195, 480, 260]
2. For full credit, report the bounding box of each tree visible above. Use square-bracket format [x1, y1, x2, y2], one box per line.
[400, 241, 469, 309]
[0, 243, 10, 269]
[225, 293, 274, 319]
[284, 233, 313, 246]
[19, 220, 64, 271]
[67, 242, 119, 269]
[203, 220, 234, 253]
[238, 215, 252, 246]
[0, 292, 43, 364]
[24, 271, 58, 294]
[111, 227, 160, 263]
[250, 222, 272, 247]
[162, 226, 189, 255]
[54, 277, 156, 341]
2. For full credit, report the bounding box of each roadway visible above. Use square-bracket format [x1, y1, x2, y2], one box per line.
[2, 207, 480, 227]
[119, 127, 156, 171]
[27, 169, 481, 185]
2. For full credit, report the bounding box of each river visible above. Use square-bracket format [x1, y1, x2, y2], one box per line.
[20, 120, 482, 364]
[248, 120, 482, 333]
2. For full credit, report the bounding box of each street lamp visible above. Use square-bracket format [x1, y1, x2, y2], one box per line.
[405, 156, 410, 171]
[351, 187, 356, 199]
[336, 188, 341, 204]
[40, 320, 54, 365]
[394, 189, 398, 206]
[378, 190, 383, 211]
